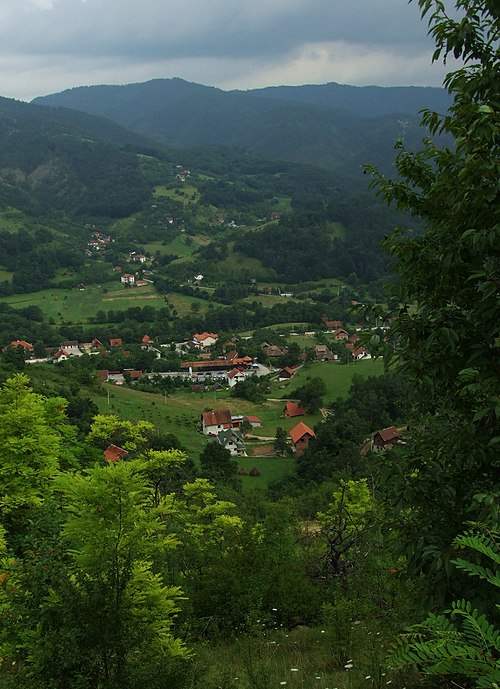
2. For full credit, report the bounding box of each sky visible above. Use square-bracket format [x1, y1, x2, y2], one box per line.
[0, 0, 455, 102]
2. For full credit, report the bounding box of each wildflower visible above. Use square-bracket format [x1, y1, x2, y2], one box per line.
[280, 683, 287, 686]
[344, 663, 353, 669]
[365, 676, 371, 680]
[321, 630, 325, 633]
[386, 682, 392, 685]
[272, 608, 278, 611]
[291, 668, 299, 672]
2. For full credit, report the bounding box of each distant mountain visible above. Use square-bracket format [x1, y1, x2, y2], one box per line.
[0, 96, 154, 217]
[33, 78, 451, 175]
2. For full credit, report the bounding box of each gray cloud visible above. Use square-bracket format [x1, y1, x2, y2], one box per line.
[0, 0, 456, 101]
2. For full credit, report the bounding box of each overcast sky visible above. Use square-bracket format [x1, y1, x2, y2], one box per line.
[0, 0, 455, 102]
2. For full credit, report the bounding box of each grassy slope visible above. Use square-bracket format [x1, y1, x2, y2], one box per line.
[271, 359, 384, 402]
[3, 283, 168, 324]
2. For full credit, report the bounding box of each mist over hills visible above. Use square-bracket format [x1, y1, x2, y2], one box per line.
[33, 78, 451, 175]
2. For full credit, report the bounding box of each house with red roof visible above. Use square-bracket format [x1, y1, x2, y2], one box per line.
[283, 401, 306, 418]
[109, 338, 123, 348]
[332, 328, 349, 340]
[193, 332, 218, 348]
[278, 366, 296, 380]
[289, 422, 316, 456]
[201, 409, 232, 435]
[7, 340, 33, 353]
[227, 368, 247, 387]
[323, 320, 344, 331]
[373, 426, 401, 451]
[120, 273, 135, 285]
[245, 415, 262, 428]
[53, 350, 70, 363]
[103, 444, 129, 462]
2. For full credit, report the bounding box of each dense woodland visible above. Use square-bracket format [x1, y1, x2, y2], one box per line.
[0, 2, 499, 688]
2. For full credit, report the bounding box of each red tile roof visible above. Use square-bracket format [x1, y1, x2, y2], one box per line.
[376, 426, 400, 442]
[202, 409, 232, 427]
[194, 332, 218, 341]
[289, 422, 315, 444]
[109, 338, 123, 347]
[103, 444, 129, 462]
[9, 340, 33, 351]
[283, 401, 306, 417]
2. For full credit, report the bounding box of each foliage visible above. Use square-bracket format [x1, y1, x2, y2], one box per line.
[293, 376, 327, 413]
[274, 426, 292, 457]
[199, 442, 239, 485]
[391, 527, 500, 688]
[316, 479, 375, 578]
[366, 0, 500, 593]
[0, 374, 74, 516]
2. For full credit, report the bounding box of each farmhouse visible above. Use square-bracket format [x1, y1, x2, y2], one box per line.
[278, 366, 296, 380]
[245, 415, 262, 428]
[373, 426, 401, 451]
[53, 350, 70, 363]
[216, 429, 246, 456]
[227, 368, 247, 387]
[315, 344, 335, 361]
[332, 328, 349, 340]
[193, 332, 219, 348]
[201, 409, 232, 435]
[120, 273, 135, 285]
[60, 341, 82, 357]
[103, 444, 129, 463]
[289, 422, 316, 456]
[283, 401, 306, 418]
[323, 319, 343, 331]
[7, 340, 33, 353]
[109, 338, 123, 347]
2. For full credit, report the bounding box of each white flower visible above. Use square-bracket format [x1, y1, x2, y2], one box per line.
[280, 683, 287, 686]
[344, 663, 353, 669]
[365, 676, 371, 680]
[291, 668, 299, 672]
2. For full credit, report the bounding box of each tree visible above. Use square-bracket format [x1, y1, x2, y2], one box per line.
[49, 462, 188, 688]
[366, 0, 500, 595]
[316, 479, 375, 578]
[294, 377, 327, 413]
[199, 441, 239, 485]
[0, 375, 74, 518]
[274, 426, 292, 457]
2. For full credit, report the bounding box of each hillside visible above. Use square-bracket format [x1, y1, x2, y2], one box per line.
[0, 93, 414, 302]
[32, 78, 450, 175]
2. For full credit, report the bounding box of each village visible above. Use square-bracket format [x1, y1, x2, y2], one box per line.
[4, 323, 401, 463]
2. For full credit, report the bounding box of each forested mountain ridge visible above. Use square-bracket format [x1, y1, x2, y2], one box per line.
[32, 78, 450, 175]
[0, 93, 412, 300]
[0, 96, 155, 217]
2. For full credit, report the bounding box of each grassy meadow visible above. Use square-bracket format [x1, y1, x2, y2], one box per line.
[272, 359, 384, 402]
[3, 283, 168, 324]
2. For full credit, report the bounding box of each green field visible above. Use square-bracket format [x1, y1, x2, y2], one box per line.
[3, 283, 168, 324]
[271, 359, 384, 402]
